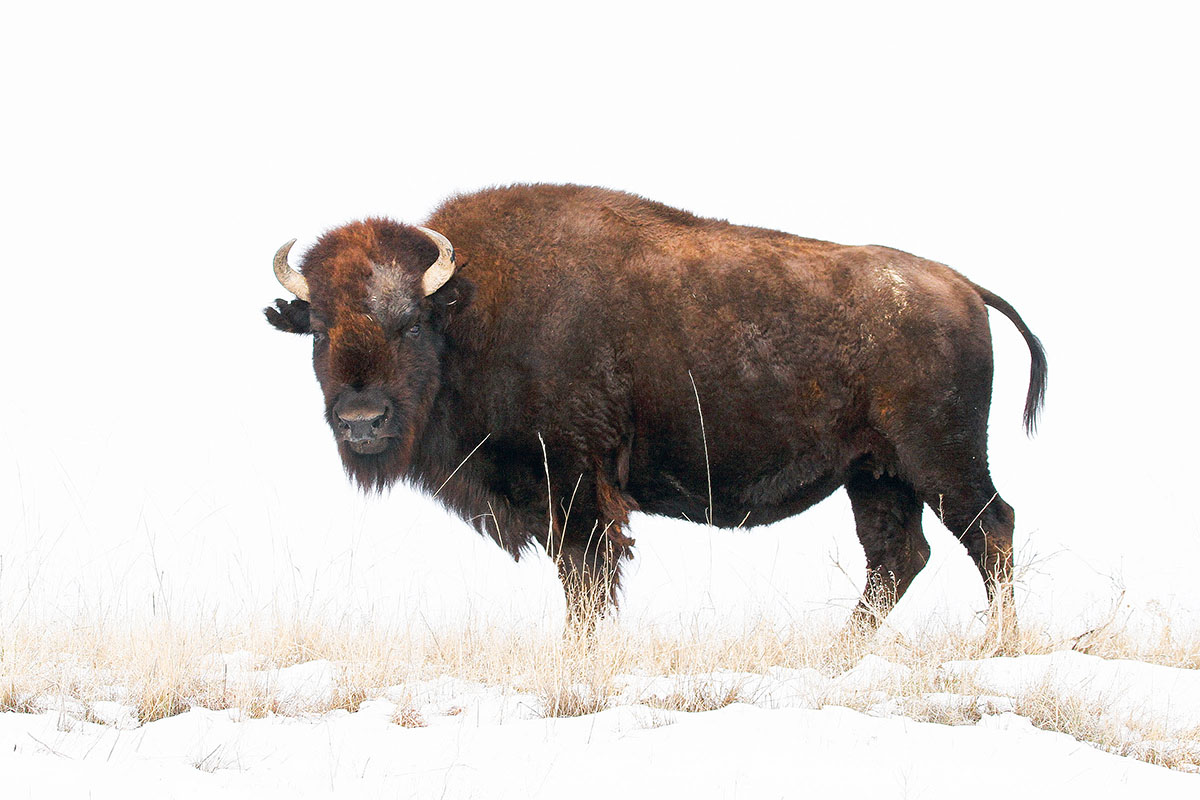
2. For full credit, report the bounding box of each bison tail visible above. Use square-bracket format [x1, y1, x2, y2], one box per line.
[975, 285, 1048, 436]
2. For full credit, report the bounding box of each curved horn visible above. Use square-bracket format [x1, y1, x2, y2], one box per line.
[416, 226, 457, 296]
[273, 239, 310, 302]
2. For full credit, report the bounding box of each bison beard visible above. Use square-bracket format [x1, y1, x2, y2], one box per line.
[265, 184, 1046, 646]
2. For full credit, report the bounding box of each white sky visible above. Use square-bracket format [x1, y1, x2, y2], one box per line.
[2, 1, 1197, 635]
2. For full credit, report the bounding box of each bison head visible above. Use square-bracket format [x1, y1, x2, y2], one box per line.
[264, 219, 471, 490]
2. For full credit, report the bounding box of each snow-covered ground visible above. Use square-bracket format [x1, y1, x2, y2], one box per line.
[4, 652, 1198, 799]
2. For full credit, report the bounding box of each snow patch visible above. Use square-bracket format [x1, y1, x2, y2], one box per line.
[942, 651, 1200, 729]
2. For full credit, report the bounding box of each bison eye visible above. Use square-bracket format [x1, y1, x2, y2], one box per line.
[406, 323, 421, 338]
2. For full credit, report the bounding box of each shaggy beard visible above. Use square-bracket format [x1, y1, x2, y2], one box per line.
[339, 439, 410, 492]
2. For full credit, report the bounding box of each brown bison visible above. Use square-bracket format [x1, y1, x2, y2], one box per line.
[265, 184, 1045, 639]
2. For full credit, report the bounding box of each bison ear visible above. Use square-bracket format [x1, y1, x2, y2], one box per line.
[264, 298, 312, 334]
[429, 274, 475, 317]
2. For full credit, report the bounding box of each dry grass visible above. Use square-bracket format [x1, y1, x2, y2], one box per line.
[1, 612, 1198, 771]
[392, 704, 427, 728]
[824, 663, 1200, 773]
[539, 685, 611, 718]
[136, 680, 193, 724]
[1012, 684, 1200, 772]
[645, 683, 750, 713]
[2, 682, 40, 714]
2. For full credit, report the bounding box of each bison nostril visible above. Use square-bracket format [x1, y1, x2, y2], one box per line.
[332, 392, 391, 443]
[335, 404, 389, 442]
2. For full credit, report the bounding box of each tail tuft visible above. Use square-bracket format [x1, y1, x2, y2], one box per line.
[975, 285, 1047, 436]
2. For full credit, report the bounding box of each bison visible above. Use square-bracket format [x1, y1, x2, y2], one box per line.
[265, 184, 1045, 640]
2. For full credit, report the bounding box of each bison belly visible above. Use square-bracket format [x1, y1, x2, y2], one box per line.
[625, 365, 868, 529]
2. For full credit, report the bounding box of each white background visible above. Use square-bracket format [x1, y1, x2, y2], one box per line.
[2, 1, 1197, 635]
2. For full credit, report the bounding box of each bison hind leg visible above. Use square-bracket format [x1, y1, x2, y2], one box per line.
[931, 484, 1019, 652]
[845, 470, 930, 634]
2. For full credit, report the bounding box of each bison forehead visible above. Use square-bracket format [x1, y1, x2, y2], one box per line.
[364, 261, 420, 325]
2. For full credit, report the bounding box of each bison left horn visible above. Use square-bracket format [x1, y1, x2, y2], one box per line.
[273, 239, 310, 302]
[417, 226, 457, 296]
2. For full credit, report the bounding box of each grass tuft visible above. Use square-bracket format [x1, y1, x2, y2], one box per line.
[393, 706, 427, 728]
[136, 685, 191, 724]
[540, 685, 610, 718]
[645, 683, 749, 713]
[2, 683, 40, 714]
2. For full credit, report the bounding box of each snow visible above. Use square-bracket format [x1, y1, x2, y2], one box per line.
[942, 651, 1200, 729]
[2, 701, 1195, 799]
[3, 653, 1198, 799]
[831, 653, 914, 692]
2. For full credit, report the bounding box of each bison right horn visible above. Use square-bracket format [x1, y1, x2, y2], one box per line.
[273, 239, 310, 302]
[417, 226, 457, 296]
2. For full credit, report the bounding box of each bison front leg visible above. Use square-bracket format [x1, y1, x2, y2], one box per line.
[549, 471, 638, 636]
[554, 535, 628, 635]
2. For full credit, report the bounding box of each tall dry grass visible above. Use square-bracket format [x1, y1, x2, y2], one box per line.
[2, 611, 1199, 769]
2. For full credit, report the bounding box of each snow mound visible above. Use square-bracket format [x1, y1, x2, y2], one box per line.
[942, 651, 1200, 729]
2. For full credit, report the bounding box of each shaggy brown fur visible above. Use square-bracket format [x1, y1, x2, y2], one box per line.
[265, 184, 1046, 636]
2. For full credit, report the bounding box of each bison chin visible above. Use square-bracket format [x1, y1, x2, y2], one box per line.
[338, 439, 410, 492]
[347, 439, 389, 455]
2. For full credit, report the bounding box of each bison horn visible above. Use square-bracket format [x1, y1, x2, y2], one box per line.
[417, 226, 457, 296]
[273, 239, 310, 302]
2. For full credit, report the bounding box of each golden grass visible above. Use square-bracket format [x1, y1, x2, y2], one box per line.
[1010, 684, 1200, 772]
[1, 612, 1198, 771]
[644, 683, 750, 713]
[392, 704, 427, 728]
[1, 682, 40, 714]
